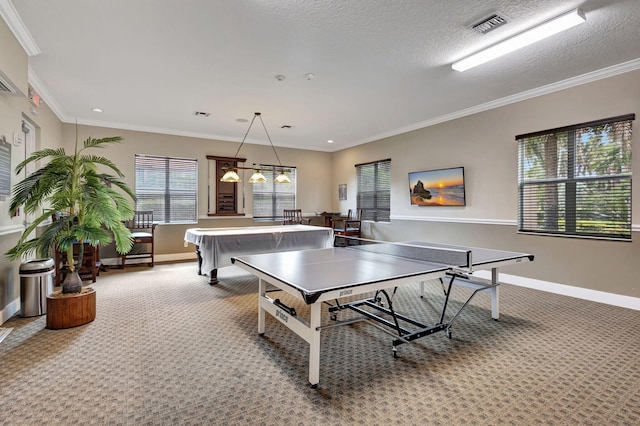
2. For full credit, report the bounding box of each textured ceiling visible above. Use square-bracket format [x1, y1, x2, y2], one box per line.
[4, 0, 640, 151]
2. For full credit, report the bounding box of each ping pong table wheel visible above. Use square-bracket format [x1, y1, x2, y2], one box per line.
[330, 313, 337, 321]
[392, 346, 398, 358]
[445, 329, 452, 339]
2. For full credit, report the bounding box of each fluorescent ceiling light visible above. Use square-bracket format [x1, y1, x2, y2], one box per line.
[452, 8, 586, 72]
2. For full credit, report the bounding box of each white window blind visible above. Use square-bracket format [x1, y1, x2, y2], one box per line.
[252, 166, 297, 222]
[356, 159, 391, 222]
[134, 154, 198, 223]
[517, 114, 634, 240]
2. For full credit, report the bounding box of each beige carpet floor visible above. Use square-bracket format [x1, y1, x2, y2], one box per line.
[1, 261, 639, 425]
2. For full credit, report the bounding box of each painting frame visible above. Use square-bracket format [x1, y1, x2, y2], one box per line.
[408, 166, 466, 207]
[338, 184, 347, 201]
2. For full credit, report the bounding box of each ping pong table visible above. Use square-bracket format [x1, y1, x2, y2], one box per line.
[232, 237, 533, 387]
[184, 225, 333, 284]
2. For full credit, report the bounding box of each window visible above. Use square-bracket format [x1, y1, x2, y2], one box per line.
[356, 159, 391, 222]
[134, 154, 198, 223]
[252, 165, 297, 222]
[517, 114, 634, 240]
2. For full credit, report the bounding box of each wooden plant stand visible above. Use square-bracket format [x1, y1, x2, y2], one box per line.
[46, 288, 96, 329]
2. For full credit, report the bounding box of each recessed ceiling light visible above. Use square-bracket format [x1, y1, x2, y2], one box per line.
[91, 108, 103, 113]
[327, 140, 334, 144]
[193, 111, 210, 117]
[305, 73, 315, 80]
[236, 118, 249, 123]
[275, 74, 286, 81]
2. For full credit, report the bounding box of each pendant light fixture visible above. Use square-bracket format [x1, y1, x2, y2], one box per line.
[220, 112, 292, 184]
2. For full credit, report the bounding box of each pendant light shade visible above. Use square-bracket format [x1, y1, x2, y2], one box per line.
[220, 169, 241, 183]
[248, 170, 267, 183]
[274, 172, 292, 184]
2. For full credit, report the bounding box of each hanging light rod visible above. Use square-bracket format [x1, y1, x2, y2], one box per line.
[220, 112, 292, 184]
[452, 8, 586, 72]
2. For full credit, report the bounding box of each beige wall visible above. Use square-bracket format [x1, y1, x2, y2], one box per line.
[0, 82, 63, 323]
[61, 124, 334, 260]
[331, 69, 640, 299]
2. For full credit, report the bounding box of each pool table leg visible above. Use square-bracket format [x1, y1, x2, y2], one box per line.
[208, 269, 218, 285]
[195, 245, 203, 275]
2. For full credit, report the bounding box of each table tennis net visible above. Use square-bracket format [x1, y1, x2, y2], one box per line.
[334, 236, 471, 269]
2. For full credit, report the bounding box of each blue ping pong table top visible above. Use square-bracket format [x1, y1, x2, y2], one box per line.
[232, 242, 533, 304]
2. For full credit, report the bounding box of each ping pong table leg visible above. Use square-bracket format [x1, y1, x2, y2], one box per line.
[490, 268, 500, 320]
[308, 302, 322, 387]
[258, 278, 266, 335]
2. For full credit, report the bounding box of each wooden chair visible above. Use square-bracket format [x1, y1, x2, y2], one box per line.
[283, 209, 311, 225]
[333, 209, 362, 237]
[121, 211, 156, 268]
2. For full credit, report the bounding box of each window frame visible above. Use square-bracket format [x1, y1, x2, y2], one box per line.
[134, 154, 198, 224]
[356, 159, 391, 222]
[516, 114, 634, 240]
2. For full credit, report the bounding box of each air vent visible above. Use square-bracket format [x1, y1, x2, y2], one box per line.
[471, 13, 509, 34]
[193, 111, 210, 117]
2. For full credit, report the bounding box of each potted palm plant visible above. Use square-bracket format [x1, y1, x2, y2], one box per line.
[5, 135, 135, 301]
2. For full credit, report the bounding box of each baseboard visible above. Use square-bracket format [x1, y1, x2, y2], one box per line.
[472, 271, 640, 311]
[100, 252, 197, 266]
[1, 298, 20, 324]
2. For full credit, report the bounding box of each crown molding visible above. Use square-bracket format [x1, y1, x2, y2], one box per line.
[347, 58, 640, 149]
[28, 68, 65, 119]
[0, 0, 40, 56]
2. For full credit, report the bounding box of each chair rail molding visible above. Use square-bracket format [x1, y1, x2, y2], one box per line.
[390, 215, 516, 226]
[0, 224, 25, 236]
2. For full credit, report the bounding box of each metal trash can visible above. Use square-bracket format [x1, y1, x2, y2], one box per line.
[19, 258, 55, 317]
